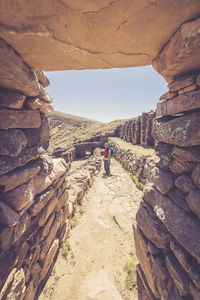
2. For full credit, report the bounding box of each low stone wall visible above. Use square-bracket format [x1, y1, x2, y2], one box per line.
[108, 138, 157, 186]
[117, 110, 156, 147]
[135, 71, 200, 298]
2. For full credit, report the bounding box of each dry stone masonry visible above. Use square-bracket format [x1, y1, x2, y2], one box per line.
[0, 38, 101, 300]
[135, 18, 200, 300]
[117, 111, 156, 147]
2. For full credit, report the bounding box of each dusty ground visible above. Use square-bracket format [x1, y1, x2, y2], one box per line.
[39, 158, 143, 300]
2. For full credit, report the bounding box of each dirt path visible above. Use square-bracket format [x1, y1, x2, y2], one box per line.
[39, 159, 142, 300]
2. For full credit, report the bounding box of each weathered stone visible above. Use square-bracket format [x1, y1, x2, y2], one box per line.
[134, 225, 175, 299]
[0, 108, 41, 129]
[0, 268, 25, 300]
[13, 213, 31, 244]
[54, 190, 68, 212]
[159, 91, 177, 101]
[153, 18, 200, 81]
[165, 254, 190, 296]
[191, 163, 200, 188]
[170, 240, 200, 290]
[16, 242, 29, 269]
[29, 185, 55, 217]
[40, 215, 61, 260]
[156, 90, 200, 117]
[39, 85, 52, 103]
[152, 167, 175, 194]
[168, 74, 197, 92]
[136, 201, 169, 249]
[0, 162, 40, 193]
[167, 190, 190, 212]
[136, 264, 156, 300]
[152, 112, 200, 147]
[178, 83, 196, 95]
[0, 38, 40, 96]
[24, 244, 40, 269]
[24, 115, 51, 147]
[143, 184, 200, 264]
[0, 145, 44, 176]
[169, 158, 196, 175]
[41, 212, 55, 240]
[22, 265, 30, 284]
[186, 190, 200, 218]
[0, 89, 26, 109]
[0, 129, 27, 157]
[155, 142, 173, 170]
[24, 97, 54, 115]
[31, 262, 41, 286]
[0, 226, 13, 249]
[23, 281, 36, 300]
[175, 175, 195, 194]
[172, 146, 200, 162]
[38, 194, 58, 227]
[3, 180, 35, 211]
[0, 201, 20, 227]
[40, 239, 59, 281]
[35, 154, 53, 176]
[190, 283, 200, 300]
[197, 74, 200, 86]
[35, 71, 50, 87]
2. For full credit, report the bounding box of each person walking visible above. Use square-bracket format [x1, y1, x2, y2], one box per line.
[103, 143, 113, 176]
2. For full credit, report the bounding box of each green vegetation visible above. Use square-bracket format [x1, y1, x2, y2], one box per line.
[124, 250, 138, 290]
[129, 169, 145, 190]
[61, 240, 71, 260]
[70, 215, 78, 229]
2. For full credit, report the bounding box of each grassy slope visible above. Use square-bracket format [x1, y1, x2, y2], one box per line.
[48, 111, 125, 153]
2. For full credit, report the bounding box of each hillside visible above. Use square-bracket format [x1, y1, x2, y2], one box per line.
[48, 111, 125, 153]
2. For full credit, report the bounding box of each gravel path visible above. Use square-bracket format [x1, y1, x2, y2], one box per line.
[39, 158, 142, 300]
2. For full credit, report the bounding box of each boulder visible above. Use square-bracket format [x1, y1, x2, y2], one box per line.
[0, 162, 41, 192]
[0, 108, 41, 129]
[34, 71, 50, 87]
[169, 158, 196, 175]
[175, 175, 195, 193]
[172, 146, 200, 162]
[191, 163, 200, 188]
[0, 201, 20, 227]
[156, 90, 200, 117]
[151, 167, 175, 194]
[154, 142, 173, 170]
[0, 38, 40, 96]
[24, 97, 54, 115]
[143, 184, 200, 264]
[0, 129, 27, 157]
[152, 112, 200, 147]
[0, 89, 26, 109]
[39, 85, 52, 103]
[0, 145, 44, 176]
[153, 18, 200, 82]
[186, 190, 200, 218]
[167, 190, 190, 212]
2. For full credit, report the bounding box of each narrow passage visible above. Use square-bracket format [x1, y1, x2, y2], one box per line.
[39, 158, 142, 300]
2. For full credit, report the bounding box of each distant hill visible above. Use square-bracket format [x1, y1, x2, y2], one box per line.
[48, 111, 125, 153]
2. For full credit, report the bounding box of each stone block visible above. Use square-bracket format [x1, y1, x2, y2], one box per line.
[0, 162, 40, 193]
[175, 175, 195, 194]
[0, 89, 26, 109]
[0, 226, 13, 250]
[143, 184, 200, 264]
[0, 129, 27, 157]
[170, 240, 200, 290]
[136, 264, 156, 300]
[0, 108, 41, 129]
[23, 281, 36, 300]
[0, 145, 44, 176]
[169, 158, 196, 175]
[16, 241, 29, 269]
[24, 97, 54, 115]
[153, 17, 200, 81]
[168, 74, 197, 92]
[31, 262, 41, 286]
[172, 146, 200, 162]
[24, 115, 51, 147]
[38, 194, 58, 227]
[0, 201, 20, 227]
[12, 213, 31, 244]
[54, 190, 68, 212]
[40, 239, 59, 281]
[190, 282, 200, 300]
[0, 38, 40, 96]
[151, 167, 175, 194]
[155, 142, 173, 170]
[167, 190, 190, 212]
[136, 201, 169, 249]
[39, 84, 52, 103]
[41, 212, 55, 240]
[165, 254, 190, 296]
[178, 83, 196, 95]
[159, 91, 177, 101]
[186, 190, 200, 218]
[191, 163, 200, 188]
[197, 74, 200, 86]
[34, 71, 50, 87]
[152, 112, 200, 147]
[156, 90, 200, 117]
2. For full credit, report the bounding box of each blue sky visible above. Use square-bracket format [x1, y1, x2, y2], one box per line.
[45, 65, 168, 123]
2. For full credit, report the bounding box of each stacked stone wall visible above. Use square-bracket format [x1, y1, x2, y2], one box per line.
[118, 110, 156, 147]
[135, 17, 200, 300]
[0, 38, 101, 300]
